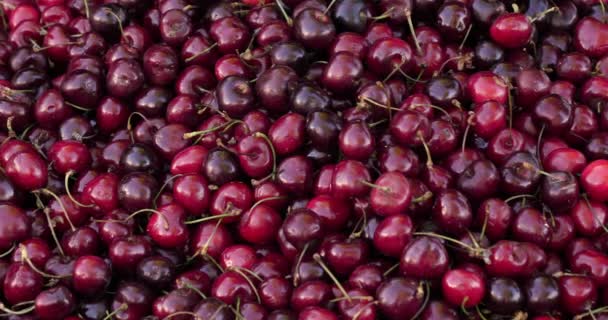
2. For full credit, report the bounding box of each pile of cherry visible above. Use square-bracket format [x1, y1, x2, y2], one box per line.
[4, 0, 608, 318]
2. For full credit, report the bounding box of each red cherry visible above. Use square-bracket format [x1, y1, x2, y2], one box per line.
[441, 268, 485, 307]
[581, 160, 608, 201]
[490, 13, 533, 48]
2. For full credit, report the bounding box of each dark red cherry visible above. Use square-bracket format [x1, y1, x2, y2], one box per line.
[559, 275, 598, 315]
[3, 263, 43, 305]
[322, 51, 364, 94]
[400, 236, 449, 279]
[294, 8, 336, 50]
[442, 268, 485, 308]
[34, 285, 75, 320]
[143, 44, 179, 86]
[5, 151, 48, 191]
[376, 277, 424, 320]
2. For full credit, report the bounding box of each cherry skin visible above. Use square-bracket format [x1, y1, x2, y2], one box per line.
[400, 236, 450, 280]
[441, 268, 485, 308]
[3, 262, 44, 305]
[373, 214, 413, 257]
[4, 151, 48, 191]
[558, 275, 598, 315]
[172, 174, 210, 215]
[48, 140, 91, 174]
[581, 159, 608, 201]
[0, 204, 31, 250]
[34, 285, 76, 320]
[376, 277, 425, 320]
[369, 172, 412, 216]
[147, 203, 189, 249]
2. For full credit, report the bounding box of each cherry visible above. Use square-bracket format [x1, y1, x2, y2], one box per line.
[373, 214, 413, 257]
[34, 285, 75, 320]
[540, 171, 579, 212]
[0, 204, 31, 250]
[136, 255, 175, 289]
[559, 275, 598, 315]
[143, 44, 179, 86]
[282, 208, 323, 249]
[525, 275, 560, 314]
[574, 17, 608, 58]
[442, 268, 485, 308]
[376, 277, 425, 320]
[581, 160, 608, 201]
[276, 155, 314, 195]
[320, 52, 365, 95]
[106, 59, 145, 99]
[190, 221, 233, 259]
[172, 174, 210, 215]
[570, 199, 608, 237]
[400, 236, 449, 279]
[205, 148, 241, 186]
[211, 270, 258, 305]
[49, 140, 91, 175]
[256, 65, 298, 115]
[303, 195, 347, 232]
[210, 16, 251, 54]
[109, 235, 153, 274]
[192, 298, 233, 319]
[486, 277, 523, 314]
[152, 288, 198, 320]
[3, 263, 43, 305]
[5, 151, 48, 191]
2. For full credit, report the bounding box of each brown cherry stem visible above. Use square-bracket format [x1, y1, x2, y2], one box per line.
[231, 267, 261, 304]
[313, 253, 352, 302]
[293, 242, 310, 287]
[38, 188, 76, 231]
[0, 243, 15, 258]
[0, 302, 35, 316]
[125, 208, 170, 230]
[185, 42, 218, 63]
[102, 303, 127, 320]
[19, 245, 70, 279]
[44, 208, 65, 257]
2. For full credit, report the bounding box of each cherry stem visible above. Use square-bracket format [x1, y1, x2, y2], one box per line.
[102, 303, 127, 320]
[0, 243, 15, 258]
[65, 101, 92, 112]
[313, 253, 352, 302]
[83, 0, 90, 18]
[412, 191, 433, 203]
[459, 24, 473, 50]
[184, 212, 238, 225]
[504, 194, 536, 203]
[104, 8, 123, 34]
[181, 283, 207, 299]
[413, 232, 478, 253]
[19, 245, 70, 279]
[125, 208, 170, 230]
[461, 112, 475, 153]
[358, 179, 391, 193]
[38, 188, 76, 231]
[382, 263, 399, 277]
[0, 303, 35, 315]
[475, 305, 489, 320]
[185, 42, 218, 63]
[405, 11, 421, 54]
[126, 112, 149, 143]
[330, 296, 373, 303]
[293, 242, 309, 286]
[530, 7, 558, 23]
[574, 306, 608, 320]
[479, 206, 489, 241]
[536, 124, 546, 169]
[253, 132, 277, 179]
[44, 208, 65, 257]
[199, 219, 224, 257]
[411, 281, 430, 320]
[274, 0, 293, 26]
[371, 7, 394, 21]
[418, 132, 433, 167]
[250, 196, 287, 211]
[183, 120, 238, 140]
[163, 312, 201, 320]
[324, 0, 337, 14]
[231, 267, 261, 304]
[231, 265, 263, 282]
[153, 174, 183, 208]
[581, 194, 608, 234]
[360, 97, 399, 111]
